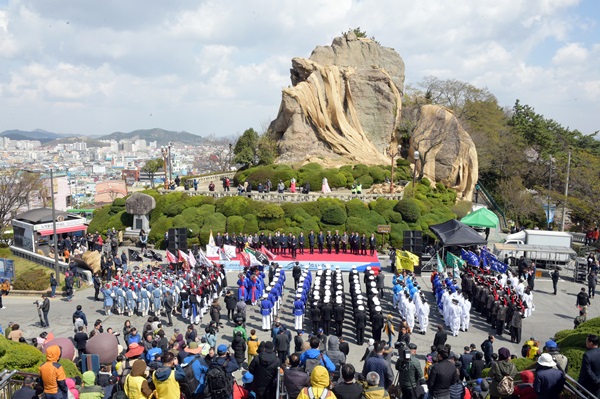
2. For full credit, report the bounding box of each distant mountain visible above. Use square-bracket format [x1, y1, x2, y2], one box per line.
[44, 135, 110, 148]
[1, 129, 71, 144]
[98, 128, 206, 146]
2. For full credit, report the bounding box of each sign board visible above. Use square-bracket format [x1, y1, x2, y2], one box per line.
[0, 258, 14, 280]
[377, 225, 392, 234]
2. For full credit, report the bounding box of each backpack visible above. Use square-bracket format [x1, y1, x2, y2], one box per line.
[520, 344, 529, 358]
[205, 361, 233, 399]
[181, 356, 202, 397]
[307, 387, 329, 399]
[496, 375, 514, 397]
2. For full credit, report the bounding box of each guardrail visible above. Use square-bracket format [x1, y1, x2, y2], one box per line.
[475, 183, 507, 229]
[0, 370, 39, 399]
[9, 246, 92, 284]
[159, 189, 404, 203]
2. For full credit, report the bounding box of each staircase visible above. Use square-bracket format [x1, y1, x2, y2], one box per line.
[474, 182, 508, 230]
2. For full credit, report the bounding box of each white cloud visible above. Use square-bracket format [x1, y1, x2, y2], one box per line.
[0, 0, 598, 136]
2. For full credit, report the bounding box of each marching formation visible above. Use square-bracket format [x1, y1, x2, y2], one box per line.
[393, 271, 431, 335]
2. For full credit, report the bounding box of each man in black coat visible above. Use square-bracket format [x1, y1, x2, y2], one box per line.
[308, 231, 315, 254]
[355, 307, 367, 345]
[310, 303, 321, 335]
[326, 232, 333, 254]
[284, 354, 309, 399]
[334, 301, 345, 337]
[321, 300, 333, 336]
[317, 231, 324, 254]
[577, 287, 591, 309]
[481, 335, 495, 367]
[249, 341, 280, 399]
[433, 324, 447, 349]
[39, 295, 50, 328]
[428, 345, 459, 398]
[579, 334, 600, 397]
[275, 328, 291, 364]
[298, 232, 305, 255]
[292, 262, 302, 291]
[372, 307, 384, 342]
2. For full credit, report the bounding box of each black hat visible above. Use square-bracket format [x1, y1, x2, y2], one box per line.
[408, 343, 417, 350]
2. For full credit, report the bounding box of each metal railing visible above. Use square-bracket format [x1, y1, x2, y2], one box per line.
[475, 183, 507, 229]
[0, 370, 38, 399]
[277, 366, 288, 399]
[9, 246, 92, 283]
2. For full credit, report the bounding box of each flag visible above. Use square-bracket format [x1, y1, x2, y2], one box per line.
[218, 248, 231, 262]
[206, 245, 219, 257]
[197, 249, 211, 266]
[240, 251, 251, 268]
[188, 249, 197, 268]
[481, 249, 508, 273]
[446, 251, 466, 271]
[165, 250, 177, 264]
[244, 247, 269, 265]
[178, 250, 190, 270]
[208, 230, 215, 246]
[436, 253, 445, 273]
[260, 245, 277, 261]
[396, 250, 414, 271]
[460, 249, 480, 267]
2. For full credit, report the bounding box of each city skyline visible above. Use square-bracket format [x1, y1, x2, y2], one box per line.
[0, 0, 598, 137]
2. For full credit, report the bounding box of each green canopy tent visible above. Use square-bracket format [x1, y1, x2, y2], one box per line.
[460, 207, 499, 228]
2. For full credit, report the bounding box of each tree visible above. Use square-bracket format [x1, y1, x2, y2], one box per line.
[0, 169, 43, 237]
[257, 134, 278, 165]
[233, 128, 260, 168]
[141, 158, 163, 188]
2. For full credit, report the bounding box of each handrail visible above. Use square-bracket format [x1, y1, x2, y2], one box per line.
[475, 182, 507, 229]
[564, 373, 599, 399]
[277, 366, 288, 399]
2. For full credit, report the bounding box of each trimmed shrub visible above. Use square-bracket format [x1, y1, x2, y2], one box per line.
[180, 207, 206, 227]
[88, 206, 111, 235]
[562, 347, 585, 379]
[323, 170, 347, 188]
[346, 199, 368, 218]
[351, 164, 369, 178]
[394, 198, 422, 223]
[184, 195, 215, 208]
[216, 196, 257, 217]
[301, 217, 321, 233]
[243, 214, 260, 235]
[165, 202, 186, 217]
[383, 209, 403, 224]
[258, 204, 285, 220]
[367, 166, 386, 183]
[356, 174, 374, 188]
[369, 198, 398, 214]
[259, 219, 289, 231]
[346, 216, 370, 234]
[110, 197, 127, 215]
[13, 269, 49, 291]
[321, 205, 347, 225]
[227, 216, 245, 234]
[148, 216, 173, 247]
[557, 331, 589, 350]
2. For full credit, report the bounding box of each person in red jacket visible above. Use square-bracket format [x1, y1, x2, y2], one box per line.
[513, 370, 536, 399]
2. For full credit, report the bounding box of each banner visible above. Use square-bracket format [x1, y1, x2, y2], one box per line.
[436, 253, 445, 273]
[543, 204, 556, 224]
[260, 245, 277, 261]
[446, 251, 466, 270]
[206, 245, 220, 257]
[461, 249, 480, 266]
[197, 249, 211, 266]
[218, 248, 231, 262]
[243, 248, 263, 266]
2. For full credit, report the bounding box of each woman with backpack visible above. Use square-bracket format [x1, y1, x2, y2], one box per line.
[488, 347, 517, 399]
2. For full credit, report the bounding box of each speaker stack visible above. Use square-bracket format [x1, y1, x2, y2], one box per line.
[403, 230, 423, 275]
[167, 227, 188, 252]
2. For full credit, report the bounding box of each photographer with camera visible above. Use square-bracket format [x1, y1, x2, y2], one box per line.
[38, 295, 50, 328]
[396, 343, 426, 399]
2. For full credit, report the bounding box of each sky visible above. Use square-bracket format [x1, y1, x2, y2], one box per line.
[0, 0, 598, 137]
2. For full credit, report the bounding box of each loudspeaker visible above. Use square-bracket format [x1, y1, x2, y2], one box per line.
[167, 228, 188, 252]
[403, 230, 422, 239]
[403, 230, 422, 255]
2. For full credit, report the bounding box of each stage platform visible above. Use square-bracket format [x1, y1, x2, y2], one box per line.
[210, 251, 381, 272]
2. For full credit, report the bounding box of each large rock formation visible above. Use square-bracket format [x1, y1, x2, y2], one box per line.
[270, 32, 405, 165]
[409, 105, 478, 201]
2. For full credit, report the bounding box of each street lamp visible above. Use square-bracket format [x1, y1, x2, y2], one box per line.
[160, 147, 169, 189]
[387, 144, 401, 193]
[412, 150, 420, 195]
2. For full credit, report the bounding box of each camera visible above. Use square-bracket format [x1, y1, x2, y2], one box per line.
[33, 300, 40, 306]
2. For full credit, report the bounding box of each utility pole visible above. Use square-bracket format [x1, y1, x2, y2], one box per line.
[547, 159, 552, 230]
[50, 168, 60, 284]
[561, 151, 571, 232]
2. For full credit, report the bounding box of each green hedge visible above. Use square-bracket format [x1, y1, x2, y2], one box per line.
[0, 337, 80, 377]
[13, 269, 50, 291]
[394, 198, 421, 222]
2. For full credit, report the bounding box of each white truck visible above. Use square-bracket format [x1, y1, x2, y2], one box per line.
[494, 229, 576, 268]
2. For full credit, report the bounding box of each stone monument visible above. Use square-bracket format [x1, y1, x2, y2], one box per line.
[125, 192, 156, 232]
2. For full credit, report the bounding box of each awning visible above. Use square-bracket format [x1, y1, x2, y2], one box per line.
[38, 225, 87, 236]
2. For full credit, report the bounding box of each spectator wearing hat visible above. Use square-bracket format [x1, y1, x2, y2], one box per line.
[574, 309, 587, 328]
[78, 371, 104, 399]
[152, 351, 185, 399]
[488, 348, 517, 399]
[535, 353, 565, 399]
[578, 334, 600, 397]
[234, 372, 255, 399]
[543, 340, 569, 372]
[125, 342, 144, 360]
[513, 370, 536, 399]
[469, 351, 486, 380]
[297, 366, 335, 399]
[123, 359, 153, 399]
[181, 347, 209, 397]
[362, 341, 394, 389]
[213, 344, 240, 373]
[284, 354, 310, 399]
[398, 343, 425, 399]
[249, 341, 280, 399]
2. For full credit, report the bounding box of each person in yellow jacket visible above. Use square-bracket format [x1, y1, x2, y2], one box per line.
[124, 359, 152, 399]
[383, 314, 395, 347]
[297, 365, 337, 399]
[524, 338, 541, 359]
[363, 371, 391, 399]
[151, 352, 185, 399]
[247, 329, 260, 365]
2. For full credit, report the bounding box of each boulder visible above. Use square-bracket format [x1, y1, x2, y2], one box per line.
[409, 105, 478, 201]
[125, 192, 156, 215]
[270, 34, 405, 165]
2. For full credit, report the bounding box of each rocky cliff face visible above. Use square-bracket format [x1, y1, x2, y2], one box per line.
[270, 32, 405, 165]
[269, 34, 478, 201]
[409, 105, 478, 201]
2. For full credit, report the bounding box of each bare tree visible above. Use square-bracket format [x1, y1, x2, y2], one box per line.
[0, 169, 43, 237]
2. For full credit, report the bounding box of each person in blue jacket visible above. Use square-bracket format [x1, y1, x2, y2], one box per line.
[299, 336, 335, 372]
[260, 294, 273, 332]
[182, 349, 209, 395]
[102, 285, 114, 316]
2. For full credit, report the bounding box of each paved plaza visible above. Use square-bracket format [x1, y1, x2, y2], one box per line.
[2, 258, 594, 380]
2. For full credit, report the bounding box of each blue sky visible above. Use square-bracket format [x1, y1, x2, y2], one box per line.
[0, 0, 598, 137]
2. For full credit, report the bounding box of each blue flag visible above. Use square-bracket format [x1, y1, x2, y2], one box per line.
[481, 249, 508, 273]
[461, 249, 480, 266]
